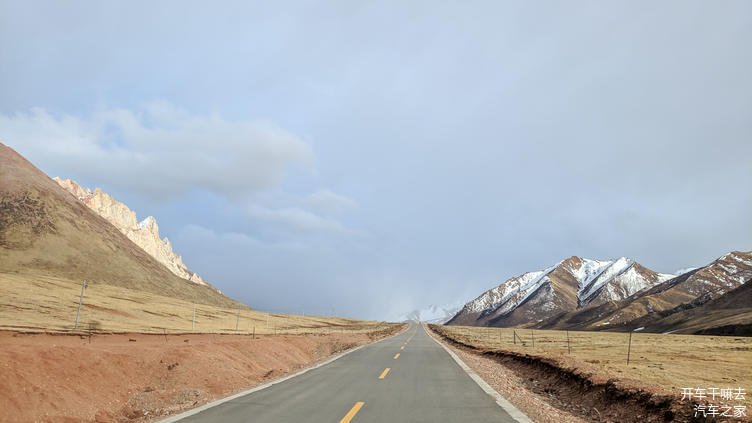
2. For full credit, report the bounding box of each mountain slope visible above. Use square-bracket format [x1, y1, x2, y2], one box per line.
[447, 256, 673, 327]
[53, 177, 211, 288]
[631, 277, 752, 335]
[0, 142, 243, 309]
[536, 251, 752, 332]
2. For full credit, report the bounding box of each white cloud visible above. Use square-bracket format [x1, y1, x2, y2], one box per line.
[0, 102, 315, 199]
[305, 189, 357, 215]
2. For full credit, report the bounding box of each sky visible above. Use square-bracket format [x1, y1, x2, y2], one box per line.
[1, 1, 750, 321]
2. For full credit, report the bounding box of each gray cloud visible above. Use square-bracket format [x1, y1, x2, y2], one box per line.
[246, 205, 350, 234]
[0, 103, 315, 199]
[305, 190, 358, 215]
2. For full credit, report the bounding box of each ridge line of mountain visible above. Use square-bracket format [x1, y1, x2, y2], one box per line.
[1, 142, 240, 309]
[52, 177, 214, 290]
[447, 251, 751, 335]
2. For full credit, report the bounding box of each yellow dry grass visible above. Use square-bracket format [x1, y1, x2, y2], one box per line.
[0, 272, 394, 335]
[439, 325, 752, 409]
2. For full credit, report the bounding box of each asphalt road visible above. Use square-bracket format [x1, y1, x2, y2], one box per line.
[174, 324, 519, 422]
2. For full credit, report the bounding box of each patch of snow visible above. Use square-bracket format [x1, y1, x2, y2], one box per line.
[674, 267, 698, 276]
[633, 327, 645, 332]
[574, 258, 614, 299]
[579, 257, 634, 305]
[729, 252, 752, 267]
[466, 262, 560, 316]
[139, 216, 156, 230]
[657, 273, 676, 282]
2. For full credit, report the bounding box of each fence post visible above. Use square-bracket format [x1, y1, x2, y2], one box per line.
[513, 330, 517, 345]
[192, 303, 196, 332]
[531, 330, 535, 348]
[74, 280, 86, 330]
[235, 309, 240, 331]
[627, 331, 633, 365]
[567, 330, 571, 355]
[252, 326, 255, 340]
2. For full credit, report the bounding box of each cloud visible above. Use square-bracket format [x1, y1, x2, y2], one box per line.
[305, 189, 357, 215]
[246, 204, 348, 233]
[0, 102, 315, 199]
[178, 224, 305, 251]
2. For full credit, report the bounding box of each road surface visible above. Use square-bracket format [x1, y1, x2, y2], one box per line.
[173, 324, 519, 422]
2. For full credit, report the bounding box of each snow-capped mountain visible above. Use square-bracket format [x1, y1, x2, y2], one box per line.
[401, 302, 465, 324]
[537, 251, 752, 333]
[447, 256, 674, 327]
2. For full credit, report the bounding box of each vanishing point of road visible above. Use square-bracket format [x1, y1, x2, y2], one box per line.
[169, 324, 521, 422]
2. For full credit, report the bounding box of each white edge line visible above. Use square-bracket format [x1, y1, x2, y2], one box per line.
[424, 325, 534, 423]
[158, 327, 406, 423]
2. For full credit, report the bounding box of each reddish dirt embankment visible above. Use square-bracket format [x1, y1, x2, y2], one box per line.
[0, 325, 404, 423]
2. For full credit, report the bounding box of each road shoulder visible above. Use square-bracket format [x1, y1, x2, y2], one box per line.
[423, 324, 534, 423]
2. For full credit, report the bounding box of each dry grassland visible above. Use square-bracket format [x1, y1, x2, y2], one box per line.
[439, 325, 752, 409]
[0, 272, 393, 335]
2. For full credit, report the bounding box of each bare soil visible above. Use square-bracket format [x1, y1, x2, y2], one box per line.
[0, 325, 405, 423]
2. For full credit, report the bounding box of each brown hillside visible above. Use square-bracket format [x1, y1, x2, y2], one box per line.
[628, 277, 752, 335]
[0, 142, 244, 309]
[537, 251, 752, 333]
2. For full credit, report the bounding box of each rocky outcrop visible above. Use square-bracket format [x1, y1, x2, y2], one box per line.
[53, 177, 210, 287]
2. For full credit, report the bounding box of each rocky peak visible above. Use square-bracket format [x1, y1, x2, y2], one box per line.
[53, 177, 210, 288]
[447, 255, 674, 327]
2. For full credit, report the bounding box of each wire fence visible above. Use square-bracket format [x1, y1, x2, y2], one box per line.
[0, 273, 394, 336]
[432, 323, 752, 409]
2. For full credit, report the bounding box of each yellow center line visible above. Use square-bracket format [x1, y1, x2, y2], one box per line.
[339, 401, 364, 423]
[394, 353, 400, 359]
[400, 346, 404, 350]
[378, 368, 390, 379]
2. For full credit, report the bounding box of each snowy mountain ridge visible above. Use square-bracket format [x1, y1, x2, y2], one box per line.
[467, 262, 560, 315]
[451, 256, 675, 327]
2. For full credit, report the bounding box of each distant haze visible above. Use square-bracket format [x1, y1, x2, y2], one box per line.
[1, 1, 750, 320]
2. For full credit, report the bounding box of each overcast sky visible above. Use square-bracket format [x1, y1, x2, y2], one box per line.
[1, 1, 750, 320]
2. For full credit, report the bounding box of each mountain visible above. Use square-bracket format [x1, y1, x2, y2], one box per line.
[446, 256, 674, 327]
[536, 251, 752, 333]
[53, 178, 211, 289]
[401, 303, 464, 324]
[638, 275, 752, 336]
[0, 142, 242, 308]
